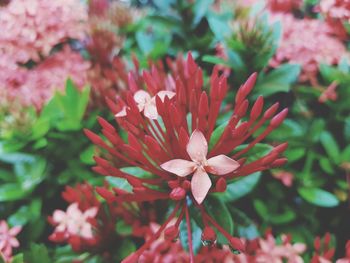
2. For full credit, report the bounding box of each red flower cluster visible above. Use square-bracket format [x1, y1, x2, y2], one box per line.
[85, 53, 288, 262]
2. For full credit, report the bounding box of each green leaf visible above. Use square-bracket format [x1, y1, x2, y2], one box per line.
[216, 172, 261, 202]
[116, 219, 133, 236]
[298, 187, 340, 207]
[207, 11, 231, 40]
[179, 217, 202, 254]
[79, 145, 95, 165]
[202, 55, 230, 67]
[233, 144, 273, 162]
[24, 243, 51, 263]
[205, 197, 234, 244]
[320, 131, 340, 163]
[120, 167, 154, 179]
[208, 121, 227, 150]
[14, 156, 46, 190]
[0, 183, 28, 201]
[11, 254, 24, 263]
[319, 157, 334, 174]
[105, 177, 132, 192]
[117, 239, 137, 261]
[192, 0, 214, 25]
[255, 64, 301, 97]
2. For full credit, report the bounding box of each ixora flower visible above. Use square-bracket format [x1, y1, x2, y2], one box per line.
[50, 203, 98, 240]
[0, 220, 21, 262]
[161, 129, 239, 204]
[85, 53, 288, 262]
[116, 90, 176, 119]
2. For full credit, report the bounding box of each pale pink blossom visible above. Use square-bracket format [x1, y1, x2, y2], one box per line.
[116, 90, 176, 119]
[272, 170, 294, 187]
[161, 130, 240, 204]
[270, 14, 348, 84]
[0, 220, 21, 262]
[52, 203, 98, 239]
[319, 81, 338, 103]
[0, 46, 90, 110]
[257, 234, 306, 263]
[0, 0, 87, 63]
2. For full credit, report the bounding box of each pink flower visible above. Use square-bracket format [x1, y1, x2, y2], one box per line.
[0, 220, 21, 262]
[52, 203, 98, 239]
[161, 129, 240, 204]
[86, 53, 288, 262]
[0, 0, 87, 63]
[270, 14, 348, 84]
[116, 90, 176, 119]
[272, 170, 294, 187]
[319, 81, 338, 103]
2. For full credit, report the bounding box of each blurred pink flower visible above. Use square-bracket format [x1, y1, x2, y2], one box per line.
[270, 14, 348, 84]
[116, 90, 176, 119]
[272, 170, 294, 187]
[161, 129, 240, 204]
[0, 46, 90, 110]
[257, 234, 306, 263]
[51, 203, 98, 239]
[0, 220, 21, 262]
[319, 0, 350, 39]
[0, 0, 87, 63]
[319, 81, 338, 103]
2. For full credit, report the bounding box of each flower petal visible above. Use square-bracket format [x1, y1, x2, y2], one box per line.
[206, 155, 240, 175]
[191, 168, 212, 204]
[53, 210, 66, 223]
[143, 103, 159, 119]
[186, 129, 208, 163]
[133, 90, 151, 104]
[84, 207, 98, 219]
[115, 106, 127, 117]
[160, 159, 196, 177]
[9, 226, 22, 236]
[156, 90, 176, 101]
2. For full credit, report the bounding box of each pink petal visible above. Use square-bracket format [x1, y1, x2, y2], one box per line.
[0, 240, 5, 250]
[133, 90, 151, 104]
[191, 168, 212, 204]
[80, 223, 93, 239]
[206, 155, 240, 175]
[53, 210, 66, 222]
[160, 159, 196, 177]
[155, 91, 176, 101]
[9, 226, 22, 236]
[186, 129, 208, 163]
[67, 203, 79, 215]
[83, 207, 98, 219]
[9, 237, 19, 247]
[143, 103, 159, 119]
[115, 106, 127, 117]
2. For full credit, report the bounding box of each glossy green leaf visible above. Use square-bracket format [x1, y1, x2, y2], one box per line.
[298, 187, 340, 207]
[216, 172, 261, 202]
[320, 131, 340, 163]
[179, 217, 202, 254]
[255, 64, 301, 97]
[24, 243, 51, 263]
[205, 197, 234, 244]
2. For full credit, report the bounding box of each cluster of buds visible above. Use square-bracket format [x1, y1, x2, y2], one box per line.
[85, 53, 289, 262]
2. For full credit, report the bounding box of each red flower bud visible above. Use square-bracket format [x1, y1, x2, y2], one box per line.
[201, 226, 217, 246]
[164, 225, 179, 241]
[170, 187, 186, 200]
[215, 178, 227, 192]
[229, 237, 245, 252]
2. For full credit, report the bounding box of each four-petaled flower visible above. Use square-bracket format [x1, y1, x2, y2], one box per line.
[52, 203, 98, 239]
[161, 130, 240, 204]
[116, 90, 175, 119]
[0, 220, 21, 262]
